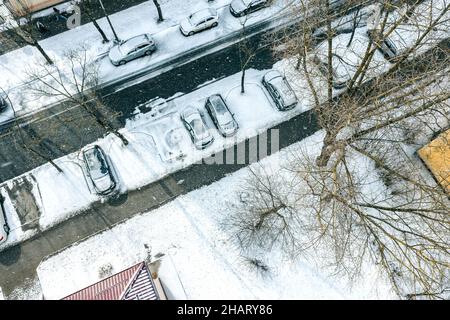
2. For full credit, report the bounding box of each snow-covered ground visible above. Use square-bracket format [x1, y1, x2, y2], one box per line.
[35, 130, 396, 300]
[0, 66, 314, 251]
[0, 0, 294, 122]
[1, 0, 449, 250]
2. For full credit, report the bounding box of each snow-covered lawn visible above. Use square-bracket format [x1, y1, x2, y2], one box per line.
[0, 67, 312, 251]
[0, 0, 293, 120]
[36, 130, 396, 300]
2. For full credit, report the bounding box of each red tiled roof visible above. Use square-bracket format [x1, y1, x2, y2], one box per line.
[62, 262, 158, 300]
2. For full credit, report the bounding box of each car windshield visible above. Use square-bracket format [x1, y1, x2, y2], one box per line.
[85, 148, 109, 180]
[119, 36, 146, 54]
[242, 0, 253, 6]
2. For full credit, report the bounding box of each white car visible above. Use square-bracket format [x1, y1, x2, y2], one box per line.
[180, 8, 219, 36]
[0, 194, 10, 245]
[180, 106, 214, 149]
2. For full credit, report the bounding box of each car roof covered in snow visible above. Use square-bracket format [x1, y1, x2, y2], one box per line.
[189, 8, 217, 24]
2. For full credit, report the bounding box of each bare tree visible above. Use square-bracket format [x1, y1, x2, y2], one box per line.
[25, 46, 129, 145]
[79, 0, 110, 43]
[231, 0, 450, 299]
[0, 0, 53, 64]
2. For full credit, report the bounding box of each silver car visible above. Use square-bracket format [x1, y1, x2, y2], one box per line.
[82, 145, 117, 195]
[229, 0, 270, 17]
[0, 194, 10, 245]
[180, 106, 214, 149]
[109, 33, 156, 66]
[205, 94, 239, 137]
[180, 8, 219, 36]
[262, 70, 298, 111]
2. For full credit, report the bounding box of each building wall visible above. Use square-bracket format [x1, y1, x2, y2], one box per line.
[4, 0, 66, 16]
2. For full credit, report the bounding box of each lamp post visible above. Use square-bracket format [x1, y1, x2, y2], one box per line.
[98, 0, 120, 43]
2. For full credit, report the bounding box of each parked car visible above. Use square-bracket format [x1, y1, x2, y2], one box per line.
[82, 145, 117, 195]
[262, 70, 298, 111]
[205, 94, 239, 137]
[108, 33, 156, 66]
[367, 29, 408, 62]
[180, 8, 219, 36]
[229, 0, 270, 17]
[0, 194, 10, 245]
[312, 52, 352, 89]
[0, 92, 9, 112]
[180, 106, 214, 149]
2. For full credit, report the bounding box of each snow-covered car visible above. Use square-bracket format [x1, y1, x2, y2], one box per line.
[229, 0, 270, 17]
[312, 32, 386, 89]
[367, 29, 408, 62]
[82, 145, 117, 195]
[108, 33, 156, 66]
[205, 94, 239, 137]
[0, 92, 9, 112]
[180, 8, 219, 36]
[262, 70, 298, 111]
[0, 194, 10, 245]
[180, 106, 214, 149]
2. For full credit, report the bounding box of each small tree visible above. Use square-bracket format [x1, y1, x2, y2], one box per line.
[26, 46, 129, 145]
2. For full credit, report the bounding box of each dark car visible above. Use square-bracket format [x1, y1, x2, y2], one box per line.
[205, 94, 239, 137]
[82, 145, 117, 195]
[229, 0, 270, 17]
[262, 70, 298, 111]
[0, 194, 10, 245]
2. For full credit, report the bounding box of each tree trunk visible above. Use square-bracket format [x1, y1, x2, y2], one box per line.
[22, 143, 64, 173]
[153, 0, 164, 22]
[33, 41, 53, 64]
[316, 130, 336, 167]
[241, 68, 246, 94]
[88, 13, 109, 43]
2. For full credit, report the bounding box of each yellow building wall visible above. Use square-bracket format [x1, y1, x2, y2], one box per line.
[418, 129, 450, 194]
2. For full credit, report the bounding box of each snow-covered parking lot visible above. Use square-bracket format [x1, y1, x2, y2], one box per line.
[1, 0, 449, 251]
[36, 130, 396, 300]
[0, 66, 313, 250]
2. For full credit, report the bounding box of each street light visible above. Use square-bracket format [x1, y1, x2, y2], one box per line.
[98, 0, 120, 43]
